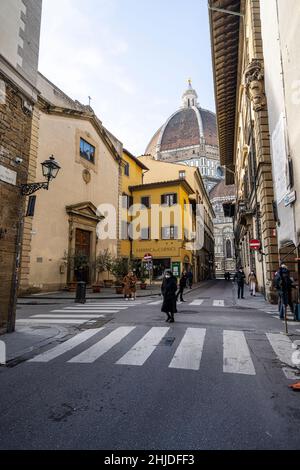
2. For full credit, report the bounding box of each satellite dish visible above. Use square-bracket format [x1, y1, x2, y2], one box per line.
[216, 166, 224, 178]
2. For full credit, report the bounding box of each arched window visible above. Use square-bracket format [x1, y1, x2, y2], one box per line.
[226, 239, 232, 259]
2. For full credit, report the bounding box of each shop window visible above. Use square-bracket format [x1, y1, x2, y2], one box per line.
[80, 138, 95, 163]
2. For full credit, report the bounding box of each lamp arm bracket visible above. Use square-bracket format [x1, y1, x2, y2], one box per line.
[21, 181, 49, 196]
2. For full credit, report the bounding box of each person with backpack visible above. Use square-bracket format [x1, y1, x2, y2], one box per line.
[274, 264, 295, 319]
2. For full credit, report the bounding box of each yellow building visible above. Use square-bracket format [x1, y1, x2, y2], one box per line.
[123, 156, 215, 281]
[120, 148, 149, 260]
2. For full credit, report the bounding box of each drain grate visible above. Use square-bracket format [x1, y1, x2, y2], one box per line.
[162, 337, 176, 346]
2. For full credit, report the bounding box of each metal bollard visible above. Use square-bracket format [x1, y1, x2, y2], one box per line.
[75, 281, 86, 304]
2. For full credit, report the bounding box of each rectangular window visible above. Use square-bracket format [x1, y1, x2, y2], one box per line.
[80, 138, 95, 163]
[122, 194, 132, 209]
[141, 196, 150, 208]
[141, 227, 150, 240]
[121, 220, 129, 240]
[179, 171, 186, 179]
[124, 163, 130, 177]
[162, 226, 178, 240]
[26, 195, 36, 217]
[161, 193, 178, 206]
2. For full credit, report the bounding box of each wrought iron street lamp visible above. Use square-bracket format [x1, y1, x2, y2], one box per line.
[21, 155, 61, 196]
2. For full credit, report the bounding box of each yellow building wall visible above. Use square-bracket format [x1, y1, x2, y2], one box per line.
[131, 183, 193, 271]
[120, 151, 144, 259]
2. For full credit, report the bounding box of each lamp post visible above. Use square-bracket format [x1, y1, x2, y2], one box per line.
[7, 155, 61, 333]
[21, 155, 61, 196]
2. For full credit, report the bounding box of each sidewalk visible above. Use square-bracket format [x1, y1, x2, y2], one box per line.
[17, 282, 204, 304]
[0, 324, 70, 366]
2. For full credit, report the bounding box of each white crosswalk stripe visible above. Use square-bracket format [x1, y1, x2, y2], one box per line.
[29, 329, 102, 363]
[69, 327, 135, 364]
[189, 300, 204, 306]
[17, 319, 88, 325]
[31, 314, 104, 319]
[51, 310, 118, 314]
[266, 333, 300, 379]
[169, 328, 206, 370]
[25, 325, 299, 380]
[213, 300, 225, 307]
[148, 300, 162, 305]
[116, 327, 169, 366]
[223, 330, 256, 375]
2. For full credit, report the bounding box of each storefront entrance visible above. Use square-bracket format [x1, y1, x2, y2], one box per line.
[75, 229, 91, 283]
[152, 258, 171, 280]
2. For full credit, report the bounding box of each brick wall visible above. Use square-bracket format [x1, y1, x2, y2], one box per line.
[0, 72, 32, 333]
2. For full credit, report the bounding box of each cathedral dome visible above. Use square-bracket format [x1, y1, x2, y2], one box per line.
[145, 81, 218, 156]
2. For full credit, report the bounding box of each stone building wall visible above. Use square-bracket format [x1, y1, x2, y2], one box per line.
[0, 74, 33, 333]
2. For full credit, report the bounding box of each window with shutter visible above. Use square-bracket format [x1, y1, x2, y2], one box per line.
[26, 195, 36, 217]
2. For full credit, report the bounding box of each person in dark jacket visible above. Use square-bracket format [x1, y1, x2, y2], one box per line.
[161, 270, 177, 323]
[234, 267, 246, 299]
[274, 265, 295, 318]
[187, 270, 193, 289]
[176, 271, 188, 302]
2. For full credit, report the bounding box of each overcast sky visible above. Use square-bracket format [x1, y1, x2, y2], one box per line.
[39, 0, 215, 155]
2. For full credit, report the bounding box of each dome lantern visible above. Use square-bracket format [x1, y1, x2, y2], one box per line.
[182, 79, 198, 108]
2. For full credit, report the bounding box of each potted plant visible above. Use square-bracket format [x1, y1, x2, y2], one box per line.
[93, 249, 111, 293]
[111, 257, 129, 294]
[103, 250, 114, 288]
[139, 266, 148, 290]
[67, 251, 90, 291]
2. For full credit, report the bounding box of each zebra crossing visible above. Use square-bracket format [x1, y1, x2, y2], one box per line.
[16, 300, 148, 327]
[27, 325, 300, 379]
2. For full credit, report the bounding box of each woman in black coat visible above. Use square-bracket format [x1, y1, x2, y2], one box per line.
[161, 270, 177, 323]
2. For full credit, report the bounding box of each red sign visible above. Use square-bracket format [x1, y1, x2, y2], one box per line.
[144, 253, 152, 260]
[249, 239, 261, 251]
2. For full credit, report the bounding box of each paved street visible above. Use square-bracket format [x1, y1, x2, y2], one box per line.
[0, 280, 300, 450]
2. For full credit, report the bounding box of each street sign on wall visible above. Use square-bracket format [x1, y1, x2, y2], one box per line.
[249, 239, 261, 251]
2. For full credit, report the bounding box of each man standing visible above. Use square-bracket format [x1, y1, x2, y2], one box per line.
[176, 271, 188, 302]
[234, 267, 246, 299]
[187, 270, 193, 289]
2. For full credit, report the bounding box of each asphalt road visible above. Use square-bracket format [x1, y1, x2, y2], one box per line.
[0, 280, 300, 450]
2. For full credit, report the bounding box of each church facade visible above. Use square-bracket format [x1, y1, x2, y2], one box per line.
[145, 82, 236, 278]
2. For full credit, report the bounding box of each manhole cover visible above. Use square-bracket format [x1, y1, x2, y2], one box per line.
[162, 337, 176, 346]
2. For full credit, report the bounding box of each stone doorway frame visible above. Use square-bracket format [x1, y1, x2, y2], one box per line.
[66, 202, 104, 285]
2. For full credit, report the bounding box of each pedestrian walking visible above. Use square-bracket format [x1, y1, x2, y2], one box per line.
[176, 271, 188, 302]
[234, 267, 246, 299]
[274, 265, 295, 319]
[248, 271, 257, 296]
[187, 270, 193, 289]
[161, 270, 177, 323]
[123, 271, 138, 301]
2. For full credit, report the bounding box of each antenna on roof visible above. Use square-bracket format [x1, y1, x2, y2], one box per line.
[88, 96, 92, 107]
